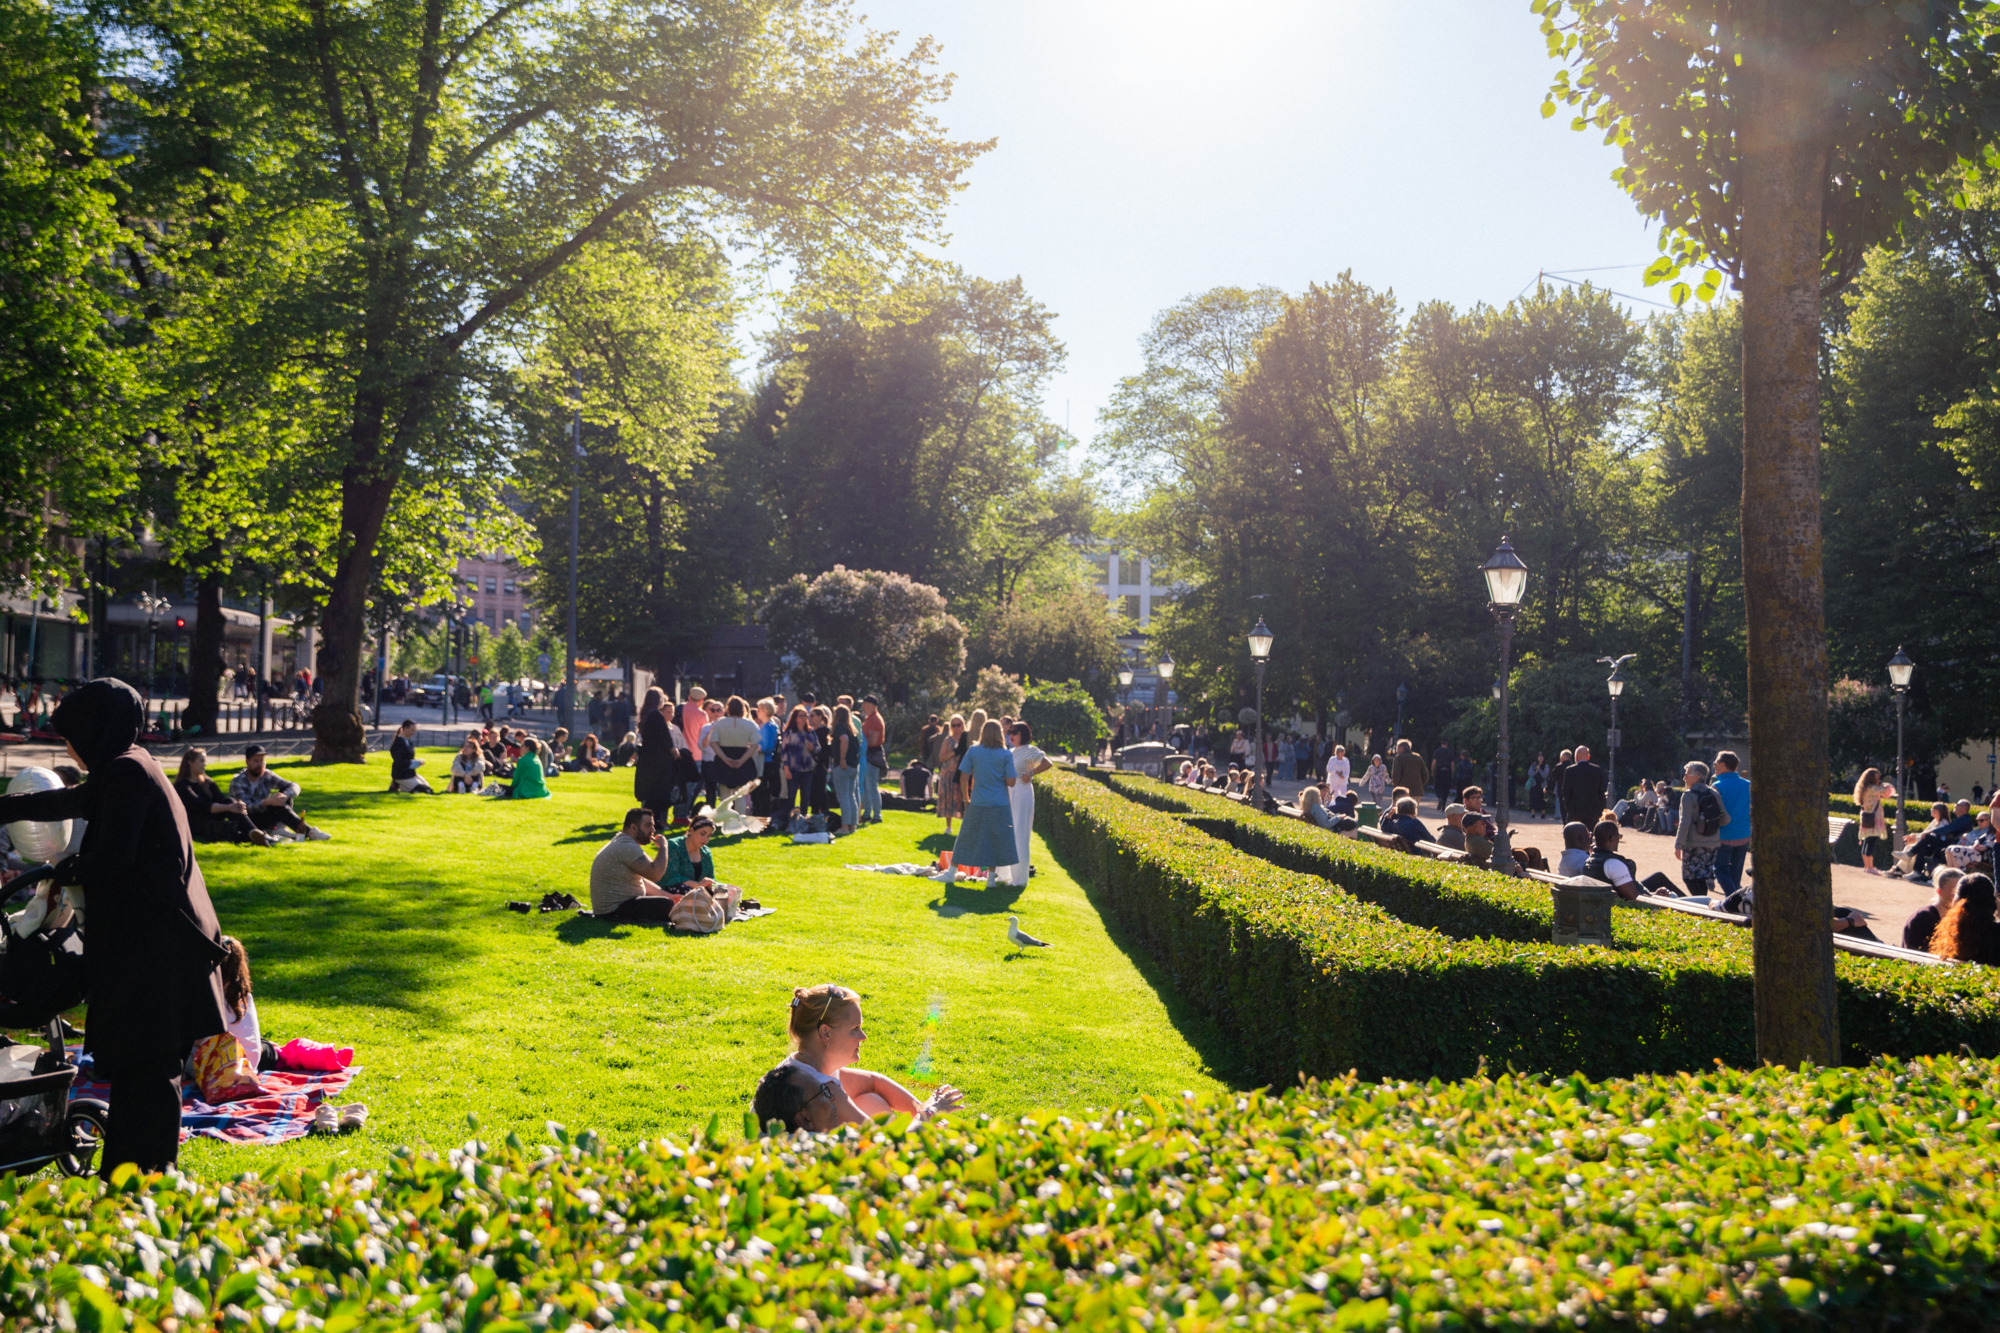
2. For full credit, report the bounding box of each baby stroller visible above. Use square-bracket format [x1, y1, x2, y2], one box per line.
[0, 864, 106, 1178]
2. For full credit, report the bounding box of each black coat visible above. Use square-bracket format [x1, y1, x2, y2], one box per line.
[1561, 761, 1607, 825]
[633, 708, 678, 806]
[0, 681, 227, 1072]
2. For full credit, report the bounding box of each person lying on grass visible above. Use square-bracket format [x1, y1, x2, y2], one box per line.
[759, 983, 963, 1131]
[588, 806, 680, 922]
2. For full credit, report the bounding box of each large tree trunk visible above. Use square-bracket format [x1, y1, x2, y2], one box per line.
[311, 442, 401, 763]
[182, 575, 227, 738]
[1738, 53, 1839, 1067]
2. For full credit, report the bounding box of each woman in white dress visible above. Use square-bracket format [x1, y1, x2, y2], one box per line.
[1002, 721, 1054, 887]
[1325, 744, 1351, 798]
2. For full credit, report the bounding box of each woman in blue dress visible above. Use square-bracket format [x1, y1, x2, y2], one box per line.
[951, 719, 1018, 885]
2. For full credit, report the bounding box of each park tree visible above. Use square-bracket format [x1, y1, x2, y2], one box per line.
[93, 0, 985, 763]
[762, 567, 966, 703]
[964, 582, 1124, 702]
[746, 268, 1068, 605]
[0, 0, 140, 592]
[1018, 680, 1109, 757]
[1538, 0, 2000, 1065]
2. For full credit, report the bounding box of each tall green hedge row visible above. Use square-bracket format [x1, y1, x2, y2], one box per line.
[17, 1060, 2000, 1331]
[1040, 772, 2000, 1079]
[1826, 793, 1985, 822]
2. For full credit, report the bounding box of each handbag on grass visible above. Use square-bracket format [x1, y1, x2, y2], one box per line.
[669, 885, 741, 934]
[189, 1033, 262, 1103]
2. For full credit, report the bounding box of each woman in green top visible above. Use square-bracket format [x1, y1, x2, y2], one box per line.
[493, 743, 551, 799]
[666, 812, 717, 889]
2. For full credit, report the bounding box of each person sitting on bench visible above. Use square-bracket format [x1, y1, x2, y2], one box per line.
[588, 806, 680, 922]
[1583, 821, 1682, 900]
[1380, 797, 1431, 845]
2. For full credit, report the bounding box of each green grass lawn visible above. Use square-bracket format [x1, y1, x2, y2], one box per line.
[170, 751, 1228, 1178]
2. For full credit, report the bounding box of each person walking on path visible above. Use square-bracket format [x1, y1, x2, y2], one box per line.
[1854, 765, 1897, 875]
[1389, 739, 1429, 800]
[0, 678, 230, 1177]
[1551, 749, 1573, 824]
[1360, 753, 1391, 810]
[1711, 751, 1753, 895]
[1559, 745, 1605, 829]
[1325, 744, 1351, 798]
[952, 719, 1019, 886]
[1674, 760, 1726, 896]
[1000, 722, 1053, 887]
[1430, 741, 1456, 810]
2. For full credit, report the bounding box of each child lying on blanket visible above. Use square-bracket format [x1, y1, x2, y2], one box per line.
[186, 938, 355, 1102]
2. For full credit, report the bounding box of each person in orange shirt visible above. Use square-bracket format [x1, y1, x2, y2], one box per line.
[677, 687, 708, 765]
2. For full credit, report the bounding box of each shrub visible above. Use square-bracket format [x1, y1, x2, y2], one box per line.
[969, 664, 1026, 719]
[1827, 793, 1985, 822]
[1040, 771, 2000, 1079]
[1019, 680, 1110, 757]
[22, 1061, 2000, 1330]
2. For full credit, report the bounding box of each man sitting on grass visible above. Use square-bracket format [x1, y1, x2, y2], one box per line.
[589, 807, 679, 922]
[229, 745, 332, 842]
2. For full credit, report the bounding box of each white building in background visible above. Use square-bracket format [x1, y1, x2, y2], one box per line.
[1086, 550, 1179, 628]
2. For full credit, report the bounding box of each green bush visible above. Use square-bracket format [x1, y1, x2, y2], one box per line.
[22, 1061, 2000, 1330]
[1019, 680, 1110, 757]
[1042, 771, 2000, 1078]
[1827, 793, 1985, 822]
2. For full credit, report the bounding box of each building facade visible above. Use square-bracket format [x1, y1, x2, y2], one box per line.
[456, 554, 536, 634]
[1085, 551, 1178, 627]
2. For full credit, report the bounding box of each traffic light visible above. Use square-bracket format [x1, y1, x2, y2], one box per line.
[175, 617, 185, 629]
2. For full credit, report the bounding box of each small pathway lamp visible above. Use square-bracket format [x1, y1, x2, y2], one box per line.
[1156, 654, 1175, 748]
[1889, 647, 1914, 840]
[1246, 619, 1273, 791]
[1606, 662, 1627, 804]
[1480, 537, 1528, 831]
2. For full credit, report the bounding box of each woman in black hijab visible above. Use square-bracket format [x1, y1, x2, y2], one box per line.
[0, 678, 229, 1175]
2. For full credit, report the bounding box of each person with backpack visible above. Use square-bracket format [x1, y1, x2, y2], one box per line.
[1674, 759, 1726, 895]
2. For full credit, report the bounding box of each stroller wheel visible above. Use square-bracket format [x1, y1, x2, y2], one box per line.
[56, 1100, 108, 1178]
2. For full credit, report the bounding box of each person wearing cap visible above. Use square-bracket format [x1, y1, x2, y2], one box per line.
[0, 678, 231, 1176]
[858, 696, 886, 826]
[228, 745, 332, 841]
[1437, 803, 1467, 851]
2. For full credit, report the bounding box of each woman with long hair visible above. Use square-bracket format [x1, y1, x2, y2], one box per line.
[1933, 873, 2000, 964]
[1853, 766, 1897, 876]
[174, 748, 270, 845]
[935, 714, 968, 835]
[951, 719, 1020, 886]
[634, 686, 680, 827]
[959, 709, 988, 809]
[779, 706, 819, 818]
[828, 703, 863, 833]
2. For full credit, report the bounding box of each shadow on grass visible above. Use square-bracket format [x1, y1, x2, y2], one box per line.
[555, 822, 621, 846]
[917, 833, 955, 855]
[1039, 836, 1253, 1091]
[924, 878, 1026, 917]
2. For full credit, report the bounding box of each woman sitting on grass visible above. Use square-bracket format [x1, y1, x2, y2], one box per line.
[449, 736, 486, 793]
[574, 733, 612, 772]
[487, 738, 550, 799]
[174, 748, 273, 845]
[752, 983, 963, 1133]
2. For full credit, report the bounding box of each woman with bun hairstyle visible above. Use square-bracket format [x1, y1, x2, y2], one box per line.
[755, 984, 964, 1132]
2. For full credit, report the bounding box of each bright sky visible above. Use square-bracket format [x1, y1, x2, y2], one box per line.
[850, 0, 1661, 447]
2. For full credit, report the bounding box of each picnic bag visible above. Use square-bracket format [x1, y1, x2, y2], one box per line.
[189, 1033, 262, 1103]
[669, 885, 741, 934]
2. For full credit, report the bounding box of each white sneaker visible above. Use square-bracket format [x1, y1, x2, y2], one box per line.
[265, 828, 297, 843]
[304, 827, 332, 842]
[308, 1103, 338, 1134]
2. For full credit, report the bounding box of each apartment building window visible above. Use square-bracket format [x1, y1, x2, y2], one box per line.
[485, 576, 498, 593]
[1089, 555, 1110, 583]
[503, 578, 515, 595]
[1118, 556, 1140, 587]
[1119, 594, 1141, 620]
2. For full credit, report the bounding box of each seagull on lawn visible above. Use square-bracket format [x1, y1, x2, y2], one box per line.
[1006, 916, 1049, 956]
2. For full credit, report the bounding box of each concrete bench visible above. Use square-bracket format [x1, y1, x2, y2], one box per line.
[1356, 825, 1414, 854]
[1412, 840, 1468, 863]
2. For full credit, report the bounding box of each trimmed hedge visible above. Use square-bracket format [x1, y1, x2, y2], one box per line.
[20, 1061, 2000, 1330]
[1040, 771, 2000, 1079]
[1828, 793, 1985, 822]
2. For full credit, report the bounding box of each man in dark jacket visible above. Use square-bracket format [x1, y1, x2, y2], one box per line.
[1560, 744, 1608, 829]
[0, 679, 229, 1176]
[1431, 742, 1456, 810]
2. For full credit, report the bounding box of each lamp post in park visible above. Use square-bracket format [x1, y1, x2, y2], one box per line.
[1480, 538, 1528, 832]
[1246, 618, 1274, 791]
[1600, 655, 1635, 804]
[1156, 654, 1175, 747]
[1889, 647, 1914, 840]
[135, 590, 171, 706]
[1117, 668, 1133, 758]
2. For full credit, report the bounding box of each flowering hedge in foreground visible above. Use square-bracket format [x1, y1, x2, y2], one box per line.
[13, 1059, 2000, 1331]
[1041, 772, 2000, 1079]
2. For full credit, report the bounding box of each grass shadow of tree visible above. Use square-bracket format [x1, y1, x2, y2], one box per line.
[1039, 836, 1253, 1090]
[555, 822, 621, 846]
[924, 878, 1026, 917]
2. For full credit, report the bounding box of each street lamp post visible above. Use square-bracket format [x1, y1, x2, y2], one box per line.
[1606, 665, 1626, 804]
[1117, 668, 1133, 761]
[1480, 538, 1529, 832]
[1246, 619, 1274, 792]
[1156, 655, 1176, 750]
[135, 590, 171, 711]
[1889, 647, 1914, 840]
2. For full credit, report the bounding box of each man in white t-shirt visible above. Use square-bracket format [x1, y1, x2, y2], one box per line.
[1325, 744, 1350, 797]
[589, 807, 676, 920]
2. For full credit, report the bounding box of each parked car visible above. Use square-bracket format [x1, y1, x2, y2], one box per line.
[408, 674, 461, 706]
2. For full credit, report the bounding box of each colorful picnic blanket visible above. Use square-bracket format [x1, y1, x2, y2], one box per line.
[68, 1048, 357, 1145]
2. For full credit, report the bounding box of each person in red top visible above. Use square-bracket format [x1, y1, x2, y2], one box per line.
[677, 687, 709, 764]
[859, 695, 887, 826]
